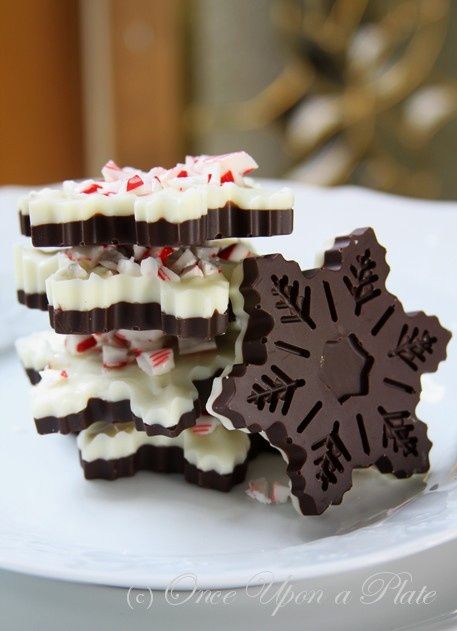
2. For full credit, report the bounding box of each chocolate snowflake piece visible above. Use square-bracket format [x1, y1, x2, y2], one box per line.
[210, 228, 451, 515]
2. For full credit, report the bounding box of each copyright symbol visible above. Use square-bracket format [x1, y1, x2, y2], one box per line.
[126, 586, 153, 610]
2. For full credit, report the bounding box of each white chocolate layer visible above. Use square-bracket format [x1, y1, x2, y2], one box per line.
[133, 183, 294, 223]
[14, 244, 60, 294]
[16, 331, 233, 429]
[77, 421, 250, 475]
[22, 190, 136, 221]
[45, 267, 229, 317]
[23, 182, 293, 226]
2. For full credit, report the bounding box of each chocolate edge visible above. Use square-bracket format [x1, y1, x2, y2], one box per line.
[49, 303, 228, 339]
[30, 206, 293, 247]
[17, 289, 48, 311]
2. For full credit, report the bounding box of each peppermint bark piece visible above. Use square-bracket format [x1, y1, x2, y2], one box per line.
[16, 330, 233, 437]
[16, 242, 252, 338]
[209, 228, 451, 515]
[78, 419, 250, 491]
[19, 153, 293, 247]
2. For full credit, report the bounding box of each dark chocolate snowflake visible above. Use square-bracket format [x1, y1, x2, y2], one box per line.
[211, 228, 451, 515]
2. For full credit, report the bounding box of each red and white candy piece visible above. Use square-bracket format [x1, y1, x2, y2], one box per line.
[118, 258, 141, 277]
[79, 182, 102, 195]
[170, 249, 197, 273]
[140, 256, 159, 278]
[133, 245, 152, 261]
[157, 266, 180, 282]
[101, 160, 122, 182]
[126, 174, 144, 192]
[198, 260, 219, 276]
[119, 329, 165, 354]
[157, 246, 174, 265]
[102, 345, 130, 369]
[245, 478, 290, 505]
[76, 152, 258, 199]
[194, 246, 219, 260]
[190, 415, 218, 435]
[136, 347, 175, 376]
[98, 247, 128, 271]
[218, 242, 251, 262]
[65, 334, 98, 355]
[180, 264, 204, 280]
[93, 331, 127, 349]
[270, 482, 290, 504]
[246, 478, 271, 504]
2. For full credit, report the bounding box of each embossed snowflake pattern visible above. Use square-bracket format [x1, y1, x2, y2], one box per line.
[211, 228, 451, 515]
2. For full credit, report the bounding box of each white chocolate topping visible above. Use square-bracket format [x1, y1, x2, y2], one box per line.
[19, 153, 293, 226]
[16, 242, 255, 319]
[16, 330, 234, 429]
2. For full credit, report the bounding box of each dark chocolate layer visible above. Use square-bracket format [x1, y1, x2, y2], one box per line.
[34, 375, 217, 437]
[80, 445, 248, 491]
[25, 368, 42, 386]
[27, 205, 293, 247]
[48, 303, 228, 339]
[36, 398, 195, 437]
[19, 212, 31, 236]
[17, 289, 48, 311]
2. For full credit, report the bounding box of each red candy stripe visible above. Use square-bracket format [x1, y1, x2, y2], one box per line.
[126, 175, 144, 191]
[158, 246, 174, 264]
[150, 348, 172, 366]
[75, 336, 97, 353]
[220, 170, 234, 183]
[218, 244, 237, 260]
[81, 183, 102, 194]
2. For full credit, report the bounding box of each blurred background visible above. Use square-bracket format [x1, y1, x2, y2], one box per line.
[0, 0, 456, 199]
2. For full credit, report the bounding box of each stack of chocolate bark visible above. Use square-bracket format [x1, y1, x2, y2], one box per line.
[15, 152, 294, 493]
[15, 152, 451, 515]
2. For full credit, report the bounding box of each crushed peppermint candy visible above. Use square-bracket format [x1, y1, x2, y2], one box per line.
[168, 248, 197, 273]
[218, 242, 251, 262]
[140, 256, 159, 277]
[246, 478, 290, 505]
[102, 345, 130, 369]
[65, 335, 98, 355]
[117, 258, 141, 277]
[54, 242, 252, 283]
[198, 260, 219, 276]
[133, 245, 151, 260]
[157, 266, 180, 282]
[180, 264, 204, 280]
[118, 329, 165, 355]
[191, 416, 218, 435]
[136, 347, 175, 376]
[68, 152, 258, 197]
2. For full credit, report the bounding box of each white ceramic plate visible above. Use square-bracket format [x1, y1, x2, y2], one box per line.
[0, 183, 456, 589]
